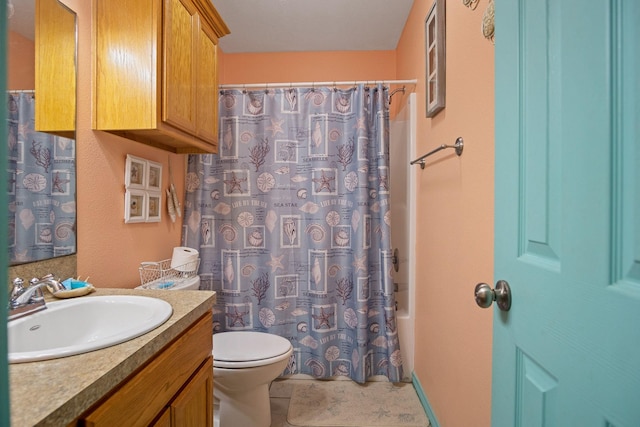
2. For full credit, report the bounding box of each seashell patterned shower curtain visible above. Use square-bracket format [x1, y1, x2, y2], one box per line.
[183, 84, 402, 383]
[6, 92, 76, 263]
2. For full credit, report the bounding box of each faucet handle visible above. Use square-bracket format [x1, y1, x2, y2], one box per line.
[31, 274, 66, 293]
[34, 273, 55, 283]
[10, 277, 25, 298]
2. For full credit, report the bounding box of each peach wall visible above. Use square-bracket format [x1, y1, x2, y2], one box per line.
[396, 1, 494, 426]
[218, 45, 226, 83]
[69, 0, 184, 288]
[220, 50, 396, 85]
[7, 31, 35, 90]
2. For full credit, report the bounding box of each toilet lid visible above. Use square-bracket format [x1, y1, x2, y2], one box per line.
[213, 331, 292, 362]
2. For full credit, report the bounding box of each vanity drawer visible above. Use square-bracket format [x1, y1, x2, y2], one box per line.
[81, 312, 213, 427]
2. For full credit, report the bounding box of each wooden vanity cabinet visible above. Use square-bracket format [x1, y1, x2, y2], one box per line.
[93, 0, 229, 153]
[151, 358, 213, 427]
[79, 312, 214, 427]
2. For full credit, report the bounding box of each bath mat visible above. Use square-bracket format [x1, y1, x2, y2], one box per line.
[287, 380, 430, 427]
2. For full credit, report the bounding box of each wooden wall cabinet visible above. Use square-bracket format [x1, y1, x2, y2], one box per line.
[35, 0, 77, 138]
[79, 312, 214, 426]
[93, 0, 229, 153]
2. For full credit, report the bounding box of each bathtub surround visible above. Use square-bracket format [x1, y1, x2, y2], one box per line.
[183, 84, 402, 383]
[389, 93, 417, 381]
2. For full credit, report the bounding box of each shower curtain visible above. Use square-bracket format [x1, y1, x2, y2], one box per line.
[182, 84, 402, 383]
[6, 92, 76, 264]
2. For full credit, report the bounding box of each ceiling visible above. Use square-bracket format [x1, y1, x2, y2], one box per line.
[8, 0, 35, 40]
[7, 0, 415, 52]
[213, 0, 415, 53]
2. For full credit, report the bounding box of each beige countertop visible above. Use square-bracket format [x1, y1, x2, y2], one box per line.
[9, 288, 216, 427]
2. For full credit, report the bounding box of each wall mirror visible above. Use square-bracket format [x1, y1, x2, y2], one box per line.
[7, 0, 77, 265]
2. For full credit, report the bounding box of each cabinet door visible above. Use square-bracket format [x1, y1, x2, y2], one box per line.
[163, 0, 198, 134]
[82, 314, 213, 427]
[35, 0, 76, 136]
[170, 356, 213, 427]
[195, 23, 218, 146]
[151, 409, 171, 427]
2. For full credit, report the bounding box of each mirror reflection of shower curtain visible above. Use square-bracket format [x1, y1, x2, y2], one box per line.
[183, 84, 402, 383]
[6, 92, 76, 263]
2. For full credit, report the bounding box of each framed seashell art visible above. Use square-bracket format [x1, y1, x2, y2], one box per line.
[125, 154, 163, 223]
[125, 155, 147, 189]
[147, 160, 162, 192]
[425, 0, 446, 118]
[146, 192, 162, 222]
[125, 189, 146, 223]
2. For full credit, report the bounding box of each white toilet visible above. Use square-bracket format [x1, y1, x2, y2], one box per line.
[213, 331, 293, 427]
[138, 276, 292, 426]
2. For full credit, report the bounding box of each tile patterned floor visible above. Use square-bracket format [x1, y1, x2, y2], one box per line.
[268, 378, 432, 427]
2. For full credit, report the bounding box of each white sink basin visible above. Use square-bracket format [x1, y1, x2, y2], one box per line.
[8, 295, 173, 363]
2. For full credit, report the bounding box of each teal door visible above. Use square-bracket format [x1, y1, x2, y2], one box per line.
[493, 0, 640, 425]
[1, 1, 10, 425]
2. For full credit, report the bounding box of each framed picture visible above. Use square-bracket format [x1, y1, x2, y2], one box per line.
[146, 160, 162, 191]
[146, 192, 162, 222]
[425, 0, 446, 118]
[125, 189, 146, 223]
[125, 155, 147, 189]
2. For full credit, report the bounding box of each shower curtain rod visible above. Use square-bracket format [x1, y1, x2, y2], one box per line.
[219, 79, 417, 90]
[7, 89, 35, 93]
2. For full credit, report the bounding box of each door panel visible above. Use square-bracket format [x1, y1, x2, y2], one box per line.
[519, 0, 561, 268]
[493, 0, 640, 425]
[515, 350, 558, 426]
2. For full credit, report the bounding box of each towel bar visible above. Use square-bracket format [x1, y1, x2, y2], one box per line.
[409, 137, 464, 169]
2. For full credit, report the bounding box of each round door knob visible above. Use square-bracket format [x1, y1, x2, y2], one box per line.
[474, 280, 512, 311]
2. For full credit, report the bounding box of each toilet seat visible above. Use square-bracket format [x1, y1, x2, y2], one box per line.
[213, 331, 292, 369]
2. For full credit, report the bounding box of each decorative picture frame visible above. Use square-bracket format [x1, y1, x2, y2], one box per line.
[146, 192, 162, 222]
[146, 160, 162, 192]
[124, 155, 164, 223]
[124, 189, 146, 223]
[125, 155, 147, 189]
[425, 0, 446, 118]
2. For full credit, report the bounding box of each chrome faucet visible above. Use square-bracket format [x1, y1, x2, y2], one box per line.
[8, 274, 65, 321]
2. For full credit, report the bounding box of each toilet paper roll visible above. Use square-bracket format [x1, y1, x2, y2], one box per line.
[170, 246, 199, 271]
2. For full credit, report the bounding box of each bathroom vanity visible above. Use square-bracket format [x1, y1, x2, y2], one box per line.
[8, 288, 216, 426]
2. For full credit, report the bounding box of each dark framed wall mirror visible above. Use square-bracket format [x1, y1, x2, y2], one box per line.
[7, 0, 77, 267]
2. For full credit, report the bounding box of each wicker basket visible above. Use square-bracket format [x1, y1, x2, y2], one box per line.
[138, 258, 200, 289]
